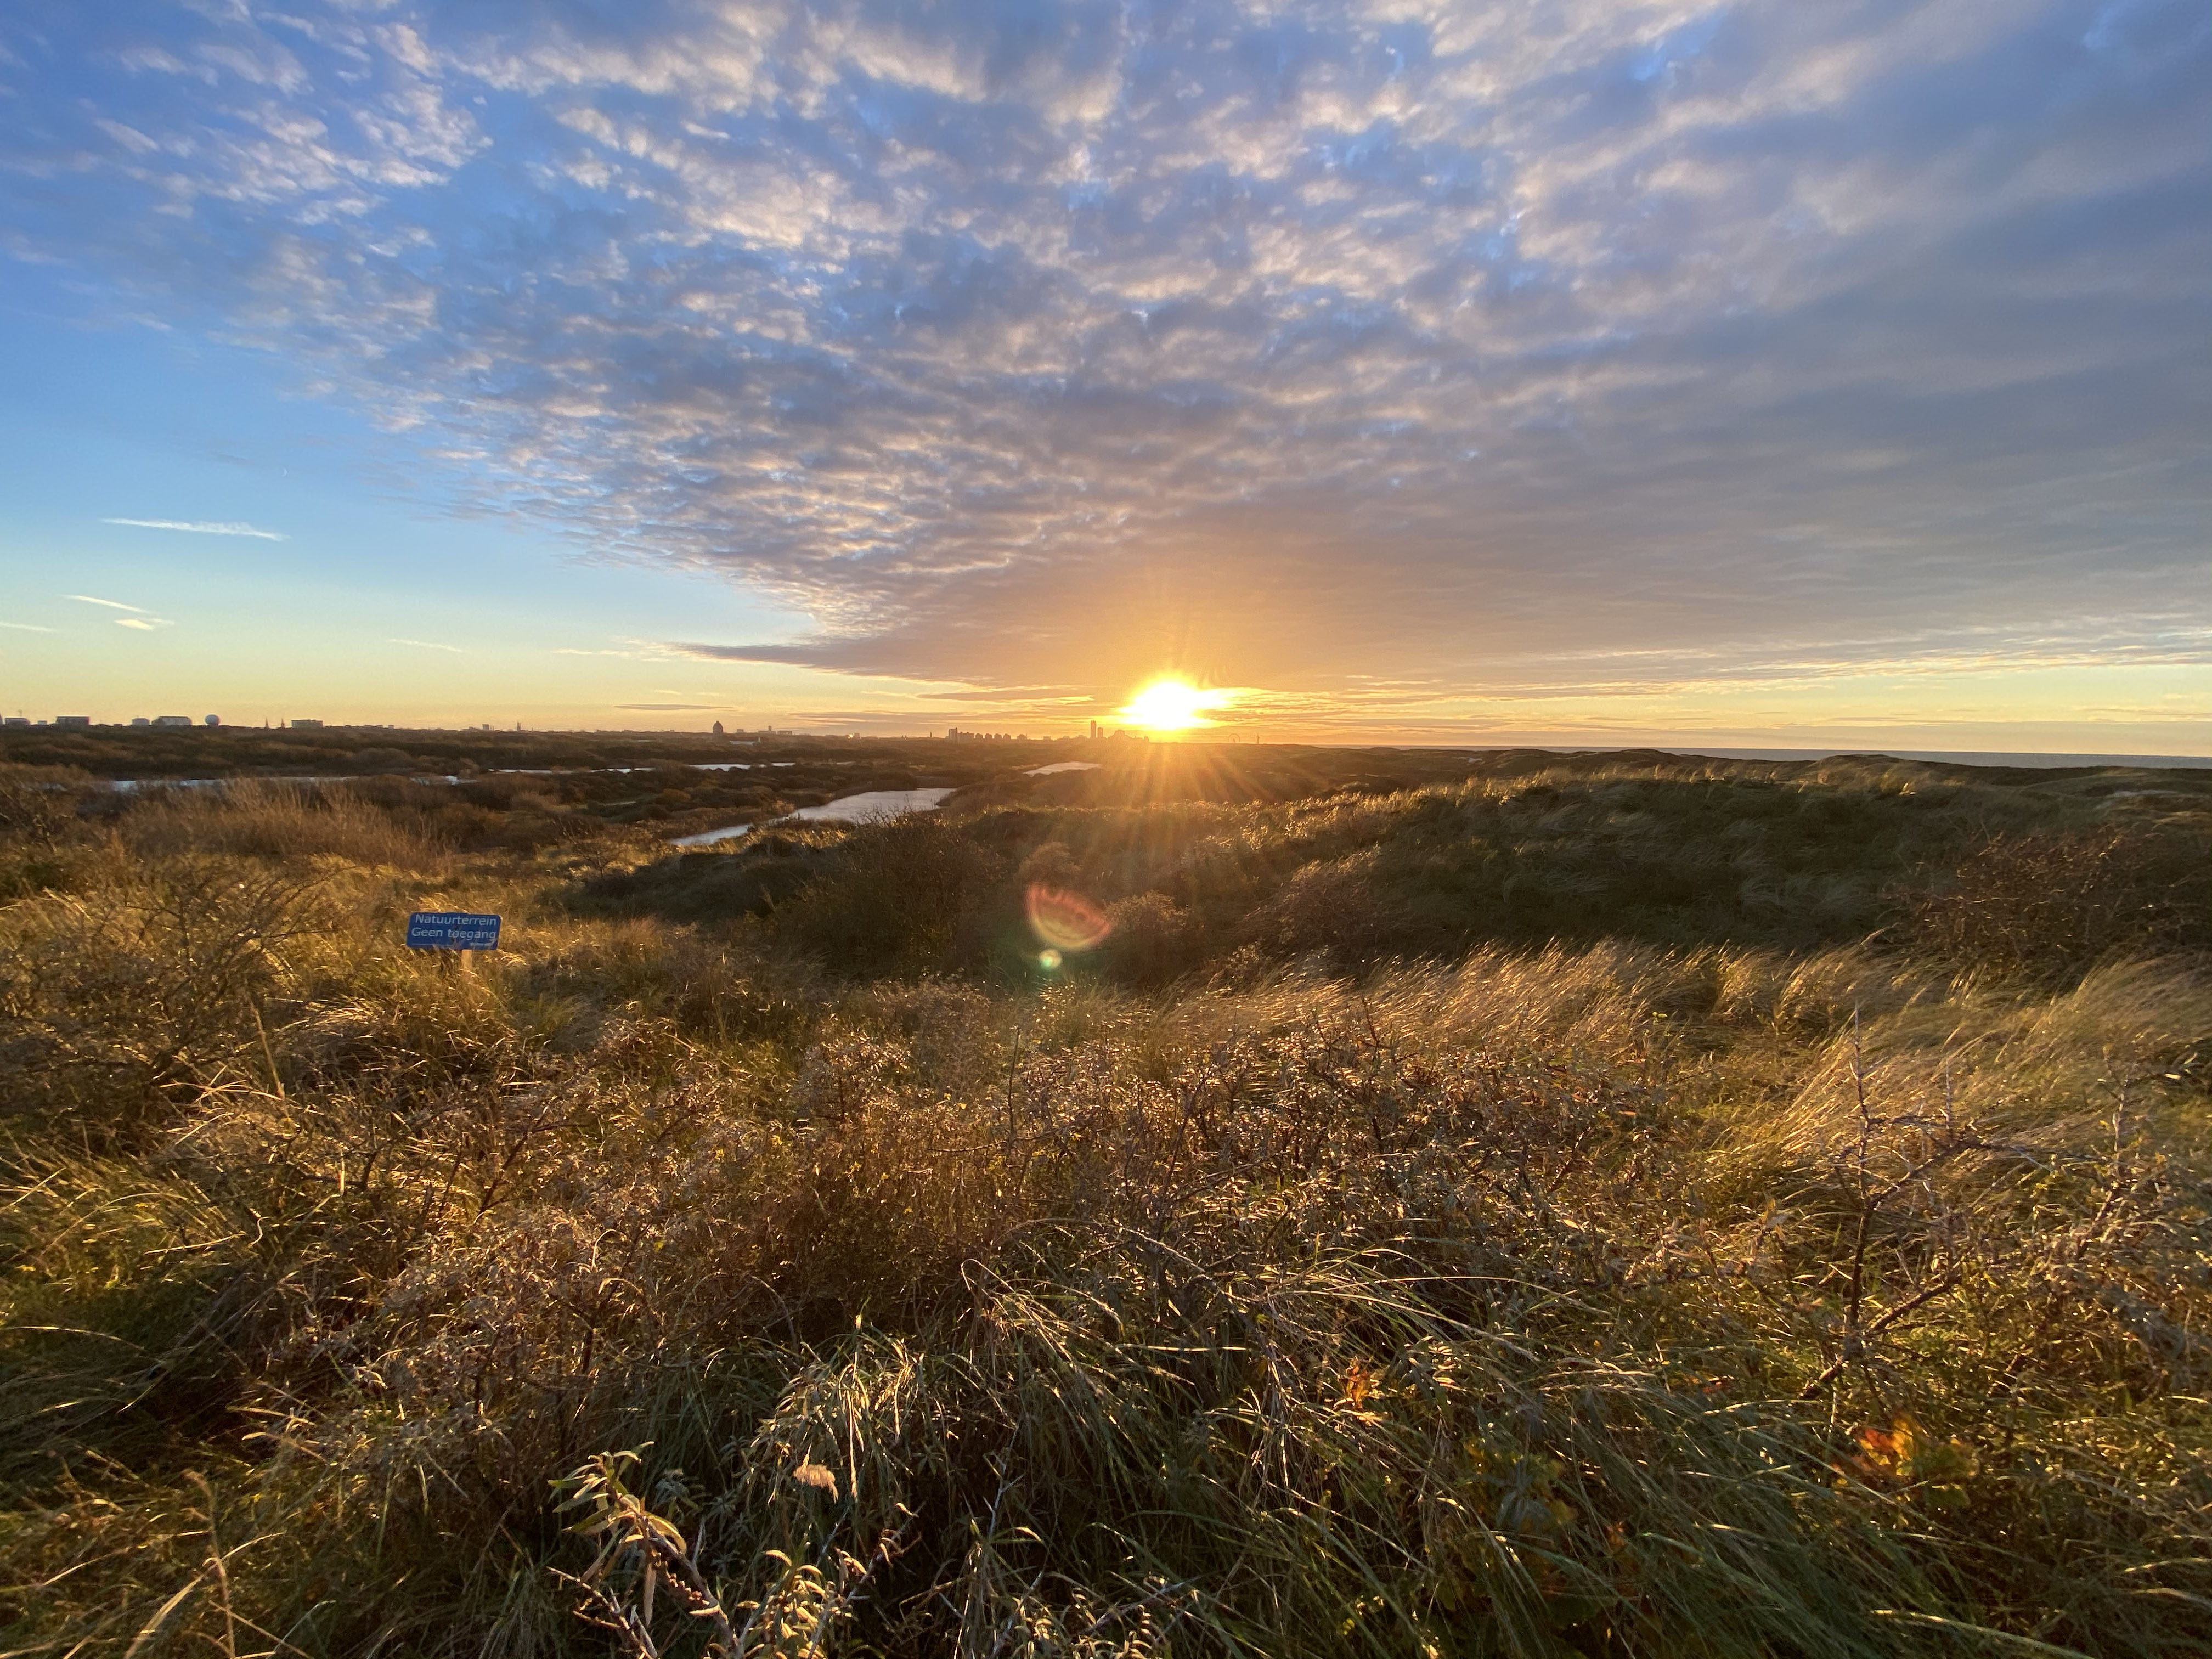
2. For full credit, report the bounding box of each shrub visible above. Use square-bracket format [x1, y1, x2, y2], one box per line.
[1906, 824, 2212, 974]
[1097, 890, 1203, 985]
[768, 815, 1009, 977]
[0, 854, 326, 1135]
[0, 764, 101, 898]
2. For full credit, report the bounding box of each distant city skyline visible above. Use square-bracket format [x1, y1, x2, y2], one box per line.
[3, 3, 2207, 752]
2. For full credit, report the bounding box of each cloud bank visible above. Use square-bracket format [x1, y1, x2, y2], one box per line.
[7, 1, 2209, 705]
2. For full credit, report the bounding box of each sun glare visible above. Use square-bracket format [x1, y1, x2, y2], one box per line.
[1119, 678, 1229, 732]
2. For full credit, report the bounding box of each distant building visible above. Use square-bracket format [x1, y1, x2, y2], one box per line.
[290, 718, 324, 730]
[55, 716, 91, 728]
[712, 720, 725, 736]
[153, 715, 192, 727]
[204, 715, 221, 727]
[2, 717, 26, 728]
[130, 716, 151, 727]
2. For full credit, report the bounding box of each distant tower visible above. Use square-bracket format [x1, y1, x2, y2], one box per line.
[713, 720, 725, 736]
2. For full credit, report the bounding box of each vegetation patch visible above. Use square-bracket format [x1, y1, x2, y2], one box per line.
[2, 751, 2208, 1656]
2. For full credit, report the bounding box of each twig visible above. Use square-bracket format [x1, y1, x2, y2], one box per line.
[1799, 1275, 1962, 1400]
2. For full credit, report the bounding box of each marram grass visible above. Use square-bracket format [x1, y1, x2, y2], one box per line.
[2, 760, 2208, 1657]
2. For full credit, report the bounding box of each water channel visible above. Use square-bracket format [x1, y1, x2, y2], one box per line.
[670, 786, 957, 848]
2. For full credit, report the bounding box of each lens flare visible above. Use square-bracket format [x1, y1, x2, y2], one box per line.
[1026, 883, 1113, 953]
[1118, 678, 1231, 732]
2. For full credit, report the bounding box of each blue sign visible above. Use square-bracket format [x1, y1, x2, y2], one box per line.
[406, 911, 501, 951]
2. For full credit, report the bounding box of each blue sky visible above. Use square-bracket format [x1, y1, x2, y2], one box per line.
[2, 1, 2207, 747]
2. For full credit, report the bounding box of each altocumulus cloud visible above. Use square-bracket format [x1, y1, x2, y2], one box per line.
[5, 2, 2208, 699]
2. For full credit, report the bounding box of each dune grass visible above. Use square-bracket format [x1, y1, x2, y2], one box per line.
[1, 759, 2208, 1657]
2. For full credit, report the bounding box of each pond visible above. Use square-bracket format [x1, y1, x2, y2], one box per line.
[670, 786, 957, 848]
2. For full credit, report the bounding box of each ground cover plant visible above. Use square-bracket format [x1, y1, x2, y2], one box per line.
[2, 750, 2209, 1657]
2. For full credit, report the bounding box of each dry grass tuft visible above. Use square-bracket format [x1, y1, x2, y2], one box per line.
[123, 779, 453, 871]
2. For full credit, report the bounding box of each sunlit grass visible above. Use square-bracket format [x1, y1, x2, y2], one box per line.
[0, 758, 2207, 1656]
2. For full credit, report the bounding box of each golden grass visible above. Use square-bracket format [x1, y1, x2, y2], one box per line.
[122, 779, 452, 871]
[1, 772, 2207, 1657]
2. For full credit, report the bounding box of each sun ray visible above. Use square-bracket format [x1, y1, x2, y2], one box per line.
[1118, 678, 1232, 733]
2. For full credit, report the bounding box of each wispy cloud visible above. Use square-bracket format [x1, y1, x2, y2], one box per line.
[554, 641, 674, 658]
[390, 637, 463, 653]
[661, 642, 830, 667]
[0, 622, 57, 633]
[102, 518, 287, 541]
[64, 594, 177, 628]
[916, 686, 1089, 704]
[616, 702, 720, 712]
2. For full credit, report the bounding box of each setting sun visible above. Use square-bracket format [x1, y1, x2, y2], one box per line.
[1118, 678, 1231, 732]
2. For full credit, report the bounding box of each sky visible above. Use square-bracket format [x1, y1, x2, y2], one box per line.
[1, 0, 2207, 749]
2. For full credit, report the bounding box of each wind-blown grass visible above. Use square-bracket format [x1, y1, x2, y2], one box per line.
[1, 755, 2207, 1657]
